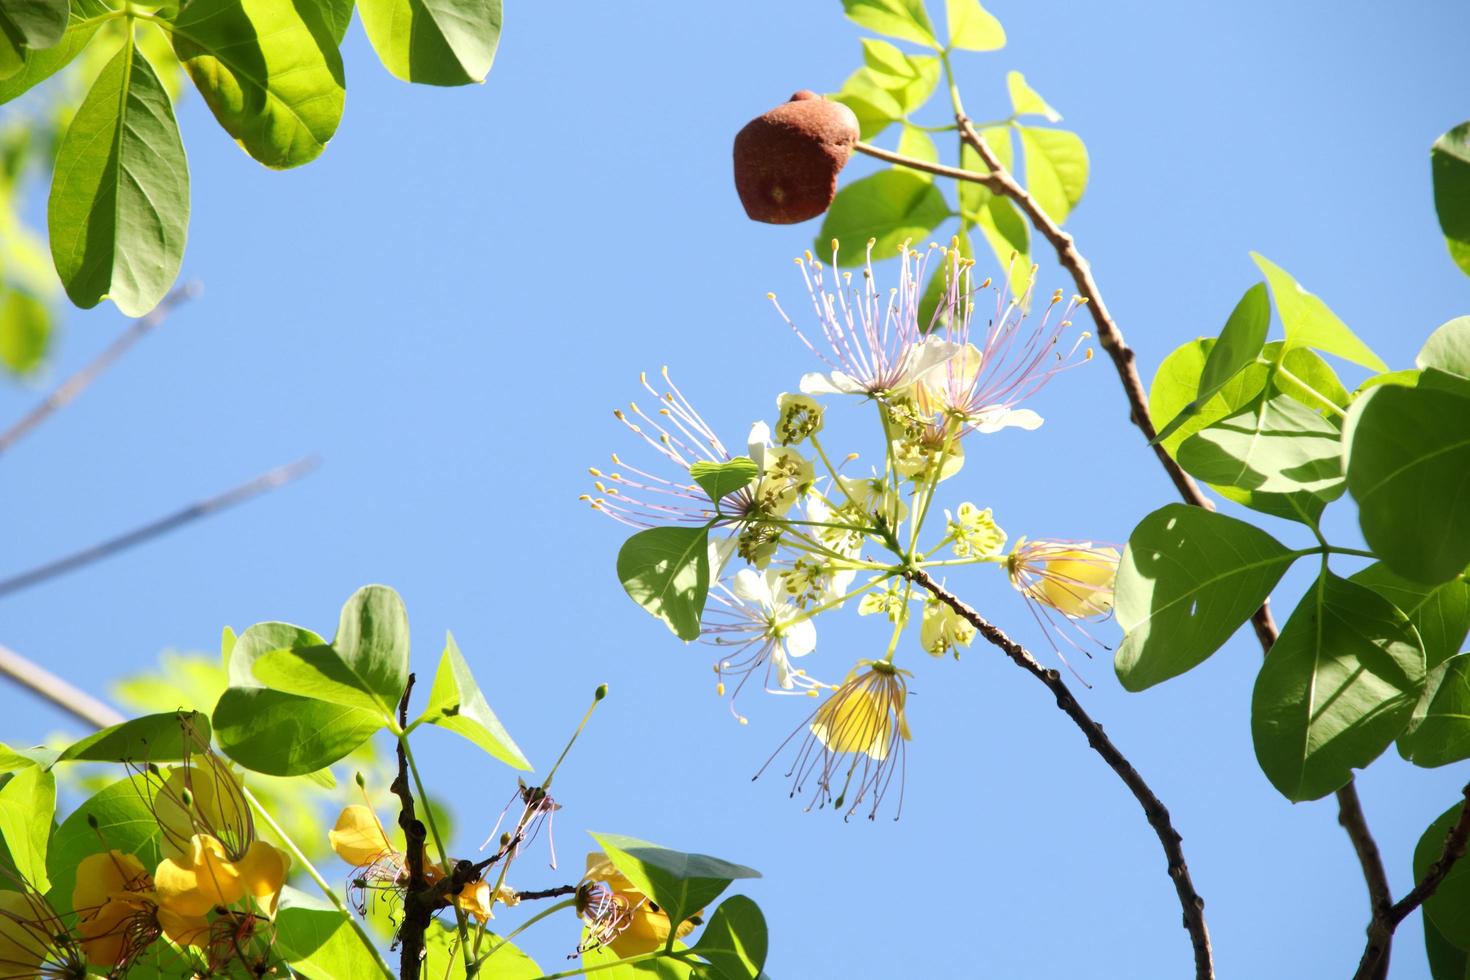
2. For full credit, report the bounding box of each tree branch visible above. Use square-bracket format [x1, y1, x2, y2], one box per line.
[0, 642, 126, 728]
[0, 456, 319, 600]
[903, 568, 1213, 980]
[948, 113, 1392, 959]
[854, 140, 1004, 190]
[0, 283, 199, 457]
[1352, 784, 1470, 980]
[393, 674, 429, 980]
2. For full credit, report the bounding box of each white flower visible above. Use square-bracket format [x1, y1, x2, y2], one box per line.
[731, 569, 815, 689]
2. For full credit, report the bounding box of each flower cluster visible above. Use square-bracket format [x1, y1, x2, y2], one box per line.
[592, 239, 1116, 819]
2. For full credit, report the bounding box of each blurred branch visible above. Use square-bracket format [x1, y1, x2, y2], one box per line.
[904, 568, 1214, 980]
[0, 284, 200, 457]
[0, 641, 125, 728]
[948, 112, 1392, 963]
[1352, 784, 1470, 980]
[393, 675, 430, 980]
[0, 455, 319, 600]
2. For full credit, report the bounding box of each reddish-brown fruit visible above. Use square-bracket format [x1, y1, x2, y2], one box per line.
[733, 91, 860, 224]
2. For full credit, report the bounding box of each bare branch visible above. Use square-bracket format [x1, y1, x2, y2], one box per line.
[0, 642, 126, 728]
[0, 456, 319, 600]
[1353, 784, 1470, 980]
[854, 141, 1004, 189]
[393, 675, 429, 980]
[0, 284, 199, 457]
[904, 568, 1214, 980]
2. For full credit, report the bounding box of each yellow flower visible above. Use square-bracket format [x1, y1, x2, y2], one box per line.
[1007, 538, 1119, 619]
[945, 502, 1006, 559]
[153, 759, 252, 862]
[920, 598, 976, 658]
[73, 851, 208, 969]
[153, 835, 289, 919]
[578, 853, 698, 958]
[328, 804, 394, 867]
[0, 888, 84, 979]
[454, 879, 520, 923]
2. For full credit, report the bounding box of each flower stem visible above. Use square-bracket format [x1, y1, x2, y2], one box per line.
[242, 786, 393, 980]
[470, 898, 576, 972]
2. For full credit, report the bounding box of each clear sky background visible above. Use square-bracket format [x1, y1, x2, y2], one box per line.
[3, 1, 1469, 977]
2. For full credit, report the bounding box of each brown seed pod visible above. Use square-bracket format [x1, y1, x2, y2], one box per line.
[733, 91, 860, 224]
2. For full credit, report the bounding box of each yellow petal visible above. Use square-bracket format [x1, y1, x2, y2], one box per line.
[0, 891, 49, 977]
[73, 851, 146, 915]
[328, 804, 393, 867]
[235, 841, 290, 918]
[155, 764, 249, 861]
[77, 897, 134, 968]
[607, 902, 703, 959]
[811, 687, 891, 760]
[157, 907, 210, 950]
[153, 835, 243, 917]
[455, 880, 494, 922]
[1036, 549, 1118, 618]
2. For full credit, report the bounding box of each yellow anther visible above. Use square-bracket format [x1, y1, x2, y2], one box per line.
[803, 249, 813, 262]
[1077, 296, 1090, 305]
[629, 401, 640, 413]
[866, 237, 877, 248]
[594, 481, 607, 492]
[609, 473, 622, 481]
[738, 716, 749, 726]
[716, 682, 726, 697]
[639, 371, 647, 384]
[659, 408, 671, 417]
[588, 467, 603, 476]
[613, 409, 625, 420]
[767, 291, 777, 299]
[578, 494, 591, 501]
[844, 452, 860, 462]
[1085, 348, 1094, 360]
[610, 453, 623, 464]
[950, 235, 959, 249]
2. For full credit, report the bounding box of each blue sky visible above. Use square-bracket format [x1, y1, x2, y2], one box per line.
[3, 1, 1469, 976]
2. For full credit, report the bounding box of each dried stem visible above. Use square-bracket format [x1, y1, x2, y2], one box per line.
[0, 283, 198, 457]
[393, 674, 430, 980]
[1352, 784, 1470, 980]
[903, 568, 1213, 979]
[0, 455, 319, 600]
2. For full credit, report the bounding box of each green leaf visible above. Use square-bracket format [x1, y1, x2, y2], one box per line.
[831, 70, 902, 141]
[425, 920, 539, 980]
[226, 621, 327, 688]
[958, 128, 1010, 215]
[590, 832, 760, 936]
[1250, 252, 1386, 371]
[275, 905, 388, 980]
[0, 0, 111, 104]
[213, 687, 382, 776]
[1177, 391, 1344, 498]
[842, 0, 938, 48]
[0, 744, 53, 772]
[858, 41, 939, 114]
[251, 585, 410, 717]
[1005, 70, 1056, 121]
[1398, 653, 1470, 768]
[1252, 572, 1425, 801]
[689, 895, 768, 980]
[1432, 123, 1470, 279]
[1273, 343, 1349, 415]
[0, 288, 48, 373]
[617, 526, 710, 642]
[419, 631, 531, 769]
[358, 0, 501, 86]
[1416, 798, 1470, 949]
[582, 944, 694, 979]
[0, 765, 54, 891]
[689, 458, 758, 505]
[1115, 504, 1300, 691]
[48, 41, 189, 316]
[169, 0, 345, 169]
[45, 774, 164, 911]
[1351, 563, 1470, 671]
[945, 0, 1003, 51]
[1153, 283, 1271, 445]
[1016, 126, 1086, 224]
[896, 124, 937, 172]
[58, 710, 210, 764]
[309, 0, 356, 44]
[1344, 384, 1470, 584]
[0, 0, 67, 53]
[1425, 913, 1470, 980]
[818, 169, 950, 267]
[1419, 316, 1470, 381]
[1149, 337, 1270, 456]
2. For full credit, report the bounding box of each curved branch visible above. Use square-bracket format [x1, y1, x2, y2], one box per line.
[904, 568, 1214, 980]
[1352, 784, 1470, 980]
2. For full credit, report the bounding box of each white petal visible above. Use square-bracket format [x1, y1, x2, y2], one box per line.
[972, 407, 1044, 433]
[771, 649, 794, 689]
[828, 567, 857, 597]
[746, 421, 770, 465]
[783, 618, 817, 657]
[899, 338, 964, 386]
[806, 492, 832, 523]
[732, 568, 770, 605]
[800, 371, 865, 395]
[708, 535, 739, 579]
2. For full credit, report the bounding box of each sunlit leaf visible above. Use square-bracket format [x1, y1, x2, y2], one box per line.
[617, 526, 710, 642]
[419, 632, 531, 769]
[0, 0, 115, 105]
[1016, 126, 1086, 223]
[1352, 563, 1470, 671]
[0, 765, 54, 891]
[689, 895, 768, 980]
[1252, 572, 1425, 801]
[1399, 653, 1470, 768]
[1432, 123, 1470, 279]
[945, 0, 1003, 51]
[1115, 504, 1301, 691]
[1153, 283, 1270, 445]
[48, 41, 189, 316]
[1250, 252, 1386, 371]
[1418, 316, 1470, 381]
[842, 0, 938, 48]
[358, 0, 501, 86]
[1177, 392, 1344, 499]
[590, 832, 760, 935]
[275, 903, 390, 980]
[1345, 384, 1470, 584]
[213, 687, 382, 776]
[58, 710, 210, 764]
[818, 169, 950, 267]
[1005, 70, 1057, 121]
[0, 288, 49, 374]
[689, 458, 758, 505]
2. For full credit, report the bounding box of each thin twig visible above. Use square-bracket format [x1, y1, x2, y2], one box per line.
[1337, 781, 1393, 980]
[854, 141, 1003, 190]
[0, 643, 125, 727]
[1352, 784, 1470, 980]
[0, 455, 320, 600]
[946, 111, 1396, 964]
[512, 884, 577, 902]
[0, 283, 199, 457]
[903, 568, 1213, 980]
[393, 674, 429, 980]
